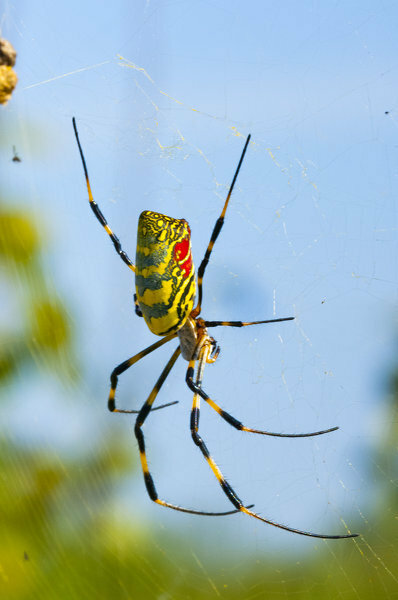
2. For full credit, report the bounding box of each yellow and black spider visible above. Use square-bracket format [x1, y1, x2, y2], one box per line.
[73, 118, 358, 540]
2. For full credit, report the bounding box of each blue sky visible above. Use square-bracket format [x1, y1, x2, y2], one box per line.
[1, 0, 398, 559]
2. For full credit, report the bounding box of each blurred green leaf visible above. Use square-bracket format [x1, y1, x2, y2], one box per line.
[0, 211, 39, 265]
[30, 299, 69, 351]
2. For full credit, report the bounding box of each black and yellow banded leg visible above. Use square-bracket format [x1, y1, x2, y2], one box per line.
[192, 134, 251, 318]
[189, 347, 358, 539]
[204, 316, 295, 328]
[190, 346, 246, 510]
[109, 332, 178, 413]
[72, 117, 136, 273]
[186, 358, 338, 438]
[134, 347, 246, 517]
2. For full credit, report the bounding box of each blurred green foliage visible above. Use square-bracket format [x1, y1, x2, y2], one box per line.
[1, 425, 397, 600]
[0, 207, 75, 381]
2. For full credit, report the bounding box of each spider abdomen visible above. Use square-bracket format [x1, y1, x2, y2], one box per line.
[135, 211, 196, 336]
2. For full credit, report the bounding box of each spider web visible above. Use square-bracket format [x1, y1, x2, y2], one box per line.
[1, 1, 398, 598]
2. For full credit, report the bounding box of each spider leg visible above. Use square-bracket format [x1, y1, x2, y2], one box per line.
[204, 317, 294, 327]
[72, 117, 136, 273]
[189, 345, 358, 539]
[186, 357, 338, 438]
[134, 346, 249, 516]
[192, 134, 251, 318]
[109, 332, 178, 413]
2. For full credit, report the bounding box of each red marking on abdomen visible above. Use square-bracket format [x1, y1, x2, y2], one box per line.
[174, 237, 193, 279]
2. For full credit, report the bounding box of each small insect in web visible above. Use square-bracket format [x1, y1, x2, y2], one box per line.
[12, 146, 21, 162]
[73, 118, 358, 540]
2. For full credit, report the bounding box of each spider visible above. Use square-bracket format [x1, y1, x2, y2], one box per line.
[73, 118, 358, 539]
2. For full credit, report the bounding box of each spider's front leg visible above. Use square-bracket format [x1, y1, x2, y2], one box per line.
[73, 117, 135, 273]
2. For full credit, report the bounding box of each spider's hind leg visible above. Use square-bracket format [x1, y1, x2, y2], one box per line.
[188, 344, 358, 539]
[134, 346, 247, 517]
